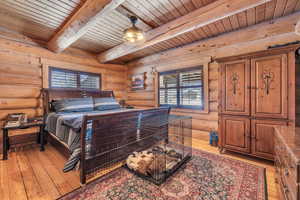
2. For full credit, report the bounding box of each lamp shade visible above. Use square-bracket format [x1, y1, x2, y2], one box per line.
[123, 16, 145, 43]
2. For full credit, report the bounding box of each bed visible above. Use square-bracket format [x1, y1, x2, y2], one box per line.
[42, 89, 170, 184]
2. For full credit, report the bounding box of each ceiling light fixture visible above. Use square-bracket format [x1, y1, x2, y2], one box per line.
[123, 16, 145, 43]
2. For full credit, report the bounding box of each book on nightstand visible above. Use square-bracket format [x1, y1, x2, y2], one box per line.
[5, 113, 27, 128]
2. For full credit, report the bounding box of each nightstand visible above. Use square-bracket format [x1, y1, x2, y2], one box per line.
[2, 120, 45, 160]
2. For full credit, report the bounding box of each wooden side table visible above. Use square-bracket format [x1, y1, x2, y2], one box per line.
[2, 121, 45, 160]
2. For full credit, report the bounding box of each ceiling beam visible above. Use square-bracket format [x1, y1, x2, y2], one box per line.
[97, 0, 270, 63]
[128, 11, 300, 67]
[47, 0, 126, 53]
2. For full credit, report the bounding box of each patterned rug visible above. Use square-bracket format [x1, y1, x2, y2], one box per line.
[59, 149, 267, 200]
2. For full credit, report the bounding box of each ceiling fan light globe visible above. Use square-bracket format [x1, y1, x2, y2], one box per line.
[123, 23, 145, 43]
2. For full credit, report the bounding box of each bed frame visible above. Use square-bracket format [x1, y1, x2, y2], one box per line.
[42, 89, 170, 185]
[42, 88, 115, 158]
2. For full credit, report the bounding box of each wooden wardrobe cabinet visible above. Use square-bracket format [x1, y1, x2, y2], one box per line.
[219, 49, 294, 160]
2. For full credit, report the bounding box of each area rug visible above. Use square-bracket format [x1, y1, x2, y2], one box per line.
[59, 149, 267, 200]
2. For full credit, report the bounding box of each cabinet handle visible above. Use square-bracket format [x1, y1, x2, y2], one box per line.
[284, 187, 289, 194]
[250, 135, 257, 140]
[284, 169, 289, 176]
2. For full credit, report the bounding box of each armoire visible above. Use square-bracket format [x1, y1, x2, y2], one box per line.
[217, 45, 298, 160]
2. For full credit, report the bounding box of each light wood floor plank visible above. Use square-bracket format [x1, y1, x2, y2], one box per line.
[16, 151, 51, 200]
[7, 152, 28, 200]
[25, 149, 60, 200]
[46, 145, 80, 190]
[32, 148, 73, 195]
[0, 159, 10, 200]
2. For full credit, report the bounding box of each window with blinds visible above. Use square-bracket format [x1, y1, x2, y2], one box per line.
[49, 67, 101, 90]
[159, 66, 204, 109]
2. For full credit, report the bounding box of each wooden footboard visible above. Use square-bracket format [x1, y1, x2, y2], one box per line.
[79, 107, 170, 184]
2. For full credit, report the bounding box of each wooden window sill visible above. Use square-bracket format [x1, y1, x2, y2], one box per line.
[171, 108, 209, 114]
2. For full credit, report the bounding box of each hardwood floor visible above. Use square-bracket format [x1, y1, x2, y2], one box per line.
[0, 139, 279, 200]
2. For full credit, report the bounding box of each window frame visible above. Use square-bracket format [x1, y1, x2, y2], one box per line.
[158, 66, 205, 110]
[49, 67, 101, 91]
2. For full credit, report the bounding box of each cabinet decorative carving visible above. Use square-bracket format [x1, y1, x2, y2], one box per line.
[251, 54, 288, 119]
[220, 59, 250, 116]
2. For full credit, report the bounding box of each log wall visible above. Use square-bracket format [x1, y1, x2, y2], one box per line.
[127, 57, 218, 142]
[0, 36, 127, 154]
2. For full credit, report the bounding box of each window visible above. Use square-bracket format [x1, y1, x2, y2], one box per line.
[159, 66, 204, 109]
[49, 67, 101, 90]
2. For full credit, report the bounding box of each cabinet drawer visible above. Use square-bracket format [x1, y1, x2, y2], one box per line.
[274, 156, 281, 175]
[279, 177, 295, 200]
[283, 153, 300, 183]
[274, 136, 286, 163]
[282, 171, 299, 200]
[275, 135, 300, 183]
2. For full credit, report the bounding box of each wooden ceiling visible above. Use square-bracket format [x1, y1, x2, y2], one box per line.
[0, 0, 299, 63]
[0, 0, 84, 41]
[114, 0, 300, 62]
[72, 0, 219, 53]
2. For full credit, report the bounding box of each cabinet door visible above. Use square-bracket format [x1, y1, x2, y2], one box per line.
[251, 54, 288, 119]
[220, 59, 250, 115]
[221, 116, 250, 153]
[251, 119, 287, 160]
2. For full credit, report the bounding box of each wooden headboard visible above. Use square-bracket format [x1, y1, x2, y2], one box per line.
[42, 89, 115, 114]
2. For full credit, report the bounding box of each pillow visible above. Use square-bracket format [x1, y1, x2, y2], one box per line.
[52, 97, 93, 112]
[94, 97, 121, 111]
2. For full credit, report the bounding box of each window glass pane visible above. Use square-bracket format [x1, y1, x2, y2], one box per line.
[160, 73, 177, 88]
[159, 66, 204, 109]
[51, 69, 77, 88]
[180, 69, 202, 87]
[160, 89, 177, 105]
[80, 74, 100, 89]
[180, 87, 203, 107]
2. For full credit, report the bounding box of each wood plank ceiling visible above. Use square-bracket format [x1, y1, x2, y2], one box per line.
[0, 0, 299, 63]
[0, 0, 84, 41]
[116, 0, 300, 63]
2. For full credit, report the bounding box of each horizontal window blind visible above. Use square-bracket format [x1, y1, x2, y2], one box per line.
[159, 66, 204, 109]
[50, 69, 77, 88]
[180, 70, 203, 87]
[159, 74, 177, 88]
[50, 67, 101, 90]
[160, 88, 177, 105]
[80, 74, 100, 89]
